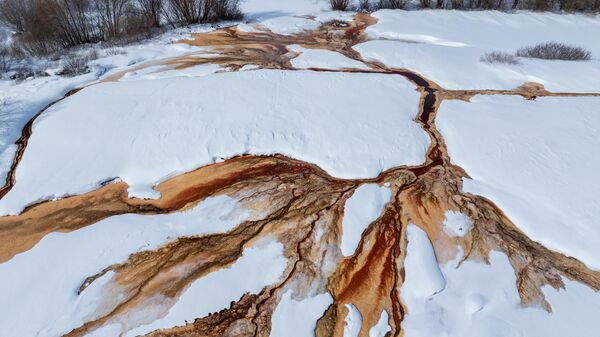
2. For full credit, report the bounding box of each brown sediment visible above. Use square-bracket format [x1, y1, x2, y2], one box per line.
[0, 12, 598, 337]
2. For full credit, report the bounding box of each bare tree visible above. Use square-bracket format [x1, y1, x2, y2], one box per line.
[137, 0, 163, 27]
[94, 0, 132, 38]
[0, 0, 37, 33]
[379, 0, 407, 8]
[44, 0, 99, 47]
[329, 0, 350, 10]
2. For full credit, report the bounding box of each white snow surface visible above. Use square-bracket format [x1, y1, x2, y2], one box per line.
[0, 70, 426, 215]
[125, 237, 287, 336]
[355, 10, 600, 92]
[402, 238, 600, 337]
[402, 225, 446, 300]
[443, 210, 473, 237]
[289, 44, 369, 70]
[437, 96, 600, 270]
[341, 183, 392, 256]
[0, 195, 252, 336]
[369, 311, 391, 337]
[270, 290, 333, 337]
[343, 304, 362, 337]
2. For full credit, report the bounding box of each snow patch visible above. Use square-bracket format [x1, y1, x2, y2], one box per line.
[343, 304, 362, 337]
[125, 236, 287, 336]
[369, 310, 391, 337]
[341, 184, 392, 256]
[0, 70, 426, 215]
[437, 96, 600, 270]
[270, 290, 333, 337]
[443, 211, 473, 237]
[0, 195, 251, 336]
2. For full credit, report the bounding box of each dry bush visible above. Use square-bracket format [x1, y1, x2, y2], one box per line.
[330, 0, 350, 10]
[359, 0, 370, 10]
[0, 46, 9, 74]
[379, 0, 407, 8]
[516, 42, 591, 61]
[480, 51, 521, 65]
[59, 49, 98, 76]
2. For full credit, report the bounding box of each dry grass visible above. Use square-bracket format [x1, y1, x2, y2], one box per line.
[480, 51, 521, 65]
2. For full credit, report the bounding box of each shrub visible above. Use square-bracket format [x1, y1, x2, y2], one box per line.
[329, 0, 350, 10]
[359, 0, 370, 10]
[516, 42, 591, 61]
[59, 50, 98, 76]
[0, 47, 9, 74]
[480, 51, 520, 65]
[379, 0, 407, 8]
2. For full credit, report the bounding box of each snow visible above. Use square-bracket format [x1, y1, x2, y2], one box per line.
[241, 0, 329, 17]
[0, 195, 252, 336]
[119, 63, 221, 82]
[125, 237, 287, 336]
[402, 243, 600, 337]
[368, 310, 391, 337]
[341, 183, 392, 256]
[402, 225, 446, 300]
[343, 304, 362, 337]
[260, 16, 321, 35]
[355, 10, 600, 92]
[289, 45, 369, 70]
[0, 73, 96, 183]
[270, 290, 333, 337]
[437, 96, 600, 270]
[443, 210, 473, 237]
[0, 70, 426, 215]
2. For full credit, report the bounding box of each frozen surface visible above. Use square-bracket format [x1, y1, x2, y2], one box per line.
[402, 244, 600, 337]
[343, 304, 362, 337]
[289, 45, 369, 70]
[270, 290, 333, 337]
[402, 225, 446, 300]
[341, 184, 392, 256]
[119, 63, 221, 82]
[369, 310, 391, 337]
[126, 237, 287, 336]
[437, 96, 600, 270]
[443, 211, 473, 237]
[355, 10, 600, 92]
[0, 70, 425, 215]
[0, 195, 251, 336]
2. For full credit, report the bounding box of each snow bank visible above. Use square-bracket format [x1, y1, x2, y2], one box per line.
[402, 246, 600, 337]
[126, 237, 287, 336]
[289, 45, 369, 70]
[369, 310, 391, 337]
[437, 96, 600, 270]
[402, 225, 446, 300]
[270, 290, 333, 337]
[0, 195, 251, 336]
[343, 304, 362, 337]
[355, 10, 600, 92]
[0, 70, 426, 215]
[341, 184, 392, 256]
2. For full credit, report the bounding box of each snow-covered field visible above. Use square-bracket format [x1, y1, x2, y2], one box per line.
[1, 0, 600, 336]
[356, 10, 600, 92]
[0, 70, 426, 215]
[402, 224, 600, 337]
[437, 95, 600, 270]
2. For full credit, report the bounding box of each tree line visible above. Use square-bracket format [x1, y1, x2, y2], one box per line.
[0, 0, 241, 56]
[333, 0, 600, 11]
